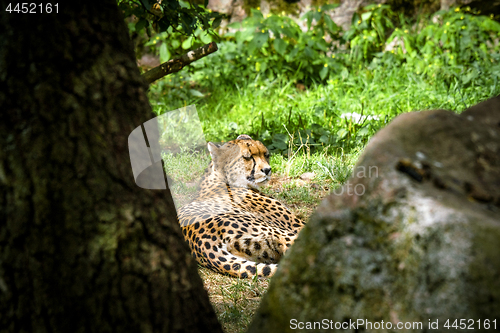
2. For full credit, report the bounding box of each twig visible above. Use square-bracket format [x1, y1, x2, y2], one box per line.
[142, 42, 218, 84]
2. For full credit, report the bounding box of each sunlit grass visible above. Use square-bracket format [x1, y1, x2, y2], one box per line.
[162, 149, 211, 207]
[199, 267, 269, 333]
[151, 63, 500, 164]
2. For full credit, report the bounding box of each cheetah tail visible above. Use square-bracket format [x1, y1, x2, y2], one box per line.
[205, 252, 278, 279]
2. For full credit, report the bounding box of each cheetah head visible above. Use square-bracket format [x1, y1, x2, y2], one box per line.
[207, 134, 271, 190]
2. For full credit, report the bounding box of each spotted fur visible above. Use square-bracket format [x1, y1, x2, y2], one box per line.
[177, 135, 306, 278]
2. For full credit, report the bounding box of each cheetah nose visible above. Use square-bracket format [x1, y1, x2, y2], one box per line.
[262, 167, 271, 176]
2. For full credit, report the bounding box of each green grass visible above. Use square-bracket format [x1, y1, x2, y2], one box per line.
[270, 146, 360, 183]
[199, 267, 269, 333]
[151, 61, 500, 158]
[162, 149, 211, 207]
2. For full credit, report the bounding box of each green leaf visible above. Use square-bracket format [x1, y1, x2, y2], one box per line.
[304, 46, 315, 59]
[281, 27, 296, 39]
[212, 16, 222, 29]
[189, 89, 205, 97]
[337, 128, 348, 139]
[159, 43, 170, 63]
[182, 36, 193, 49]
[322, 4, 339, 11]
[180, 12, 194, 35]
[139, 0, 152, 11]
[227, 21, 242, 29]
[313, 11, 321, 23]
[260, 130, 271, 141]
[462, 68, 478, 85]
[351, 12, 360, 26]
[340, 67, 349, 80]
[171, 39, 181, 49]
[302, 11, 313, 30]
[315, 40, 328, 52]
[324, 15, 337, 33]
[273, 38, 287, 55]
[200, 32, 212, 44]
[319, 66, 328, 80]
[135, 18, 148, 32]
[233, 30, 242, 43]
[287, 47, 299, 61]
[157, 18, 171, 32]
[403, 36, 414, 55]
[274, 141, 288, 150]
[250, 8, 263, 18]
[248, 32, 269, 53]
[361, 11, 372, 21]
[358, 127, 370, 136]
[481, 18, 500, 32]
[273, 133, 288, 143]
[440, 31, 448, 45]
[261, 61, 268, 73]
[319, 135, 330, 144]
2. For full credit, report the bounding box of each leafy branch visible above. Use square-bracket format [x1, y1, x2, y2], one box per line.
[142, 42, 218, 84]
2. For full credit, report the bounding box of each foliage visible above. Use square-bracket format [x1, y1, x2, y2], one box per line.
[118, 0, 222, 36]
[187, 4, 345, 84]
[227, 4, 344, 82]
[118, 0, 223, 62]
[155, 4, 500, 85]
[143, 26, 214, 63]
[384, 6, 500, 72]
[145, 5, 500, 156]
[345, 4, 396, 63]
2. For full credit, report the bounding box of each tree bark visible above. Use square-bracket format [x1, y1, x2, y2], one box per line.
[0, 2, 223, 333]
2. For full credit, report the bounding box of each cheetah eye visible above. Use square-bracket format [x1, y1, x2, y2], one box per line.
[264, 152, 270, 158]
[243, 155, 252, 160]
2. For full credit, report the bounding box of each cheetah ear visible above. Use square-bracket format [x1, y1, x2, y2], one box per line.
[236, 134, 252, 140]
[207, 142, 219, 160]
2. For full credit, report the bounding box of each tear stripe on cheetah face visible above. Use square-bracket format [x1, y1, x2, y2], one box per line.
[177, 135, 305, 278]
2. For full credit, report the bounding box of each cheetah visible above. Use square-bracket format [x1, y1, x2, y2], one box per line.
[177, 135, 306, 278]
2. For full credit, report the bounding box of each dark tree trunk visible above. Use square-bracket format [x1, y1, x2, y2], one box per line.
[0, 2, 223, 333]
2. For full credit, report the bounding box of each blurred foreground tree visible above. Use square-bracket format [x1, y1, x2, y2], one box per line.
[0, 1, 222, 332]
